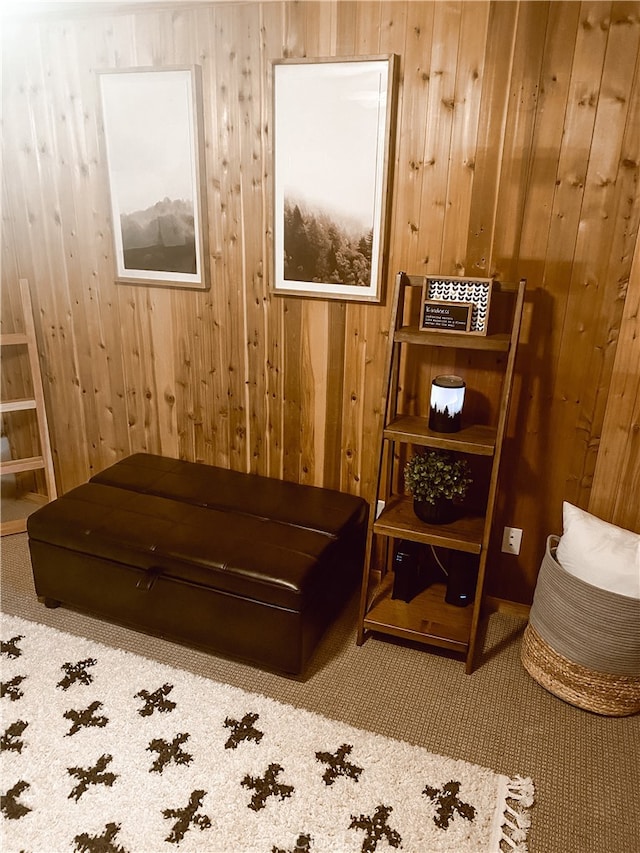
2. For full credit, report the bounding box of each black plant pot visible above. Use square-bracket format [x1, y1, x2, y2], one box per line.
[413, 498, 457, 525]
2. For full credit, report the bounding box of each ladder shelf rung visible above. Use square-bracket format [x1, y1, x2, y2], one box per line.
[1, 332, 29, 346]
[1, 397, 37, 414]
[0, 518, 28, 536]
[0, 455, 45, 475]
[1, 279, 57, 537]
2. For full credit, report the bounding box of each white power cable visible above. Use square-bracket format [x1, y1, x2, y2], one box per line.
[430, 544, 448, 577]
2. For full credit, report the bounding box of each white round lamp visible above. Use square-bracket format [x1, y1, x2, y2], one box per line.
[429, 375, 466, 433]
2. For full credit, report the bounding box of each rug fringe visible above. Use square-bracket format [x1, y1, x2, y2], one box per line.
[499, 775, 535, 852]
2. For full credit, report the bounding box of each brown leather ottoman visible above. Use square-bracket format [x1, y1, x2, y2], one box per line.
[27, 454, 368, 675]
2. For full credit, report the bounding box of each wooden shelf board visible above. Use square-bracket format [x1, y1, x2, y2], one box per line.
[385, 416, 496, 455]
[364, 576, 471, 653]
[395, 326, 510, 351]
[373, 496, 484, 554]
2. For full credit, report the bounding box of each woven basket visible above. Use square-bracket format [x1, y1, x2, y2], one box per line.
[521, 536, 640, 716]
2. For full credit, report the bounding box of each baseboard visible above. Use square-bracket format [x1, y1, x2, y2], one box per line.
[484, 595, 530, 620]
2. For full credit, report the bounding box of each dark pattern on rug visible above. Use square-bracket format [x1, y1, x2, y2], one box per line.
[67, 753, 118, 802]
[349, 804, 402, 852]
[241, 762, 295, 812]
[1, 720, 28, 754]
[1, 780, 31, 820]
[162, 789, 211, 845]
[224, 711, 264, 749]
[272, 832, 313, 853]
[135, 682, 176, 717]
[1, 675, 25, 702]
[316, 743, 363, 786]
[0, 636, 23, 659]
[74, 822, 129, 853]
[423, 780, 476, 829]
[147, 733, 193, 774]
[64, 701, 109, 737]
[57, 658, 97, 690]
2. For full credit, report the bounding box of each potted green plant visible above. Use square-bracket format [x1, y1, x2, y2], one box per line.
[404, 449, 472, 524]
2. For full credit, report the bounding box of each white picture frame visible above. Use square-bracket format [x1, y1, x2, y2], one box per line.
[271, 56, 398, 303]
[98, 66, 209, 290]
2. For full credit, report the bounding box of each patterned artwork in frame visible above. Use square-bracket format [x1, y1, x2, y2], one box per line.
[421, 276, 494, 335]
[98, 66, 209, 290]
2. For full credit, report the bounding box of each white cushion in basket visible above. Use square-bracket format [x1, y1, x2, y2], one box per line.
[556, 502, 640, 599]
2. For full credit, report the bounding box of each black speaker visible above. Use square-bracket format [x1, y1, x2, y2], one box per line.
[444, 554, 479, 607]
[392, 541, 448, 602]
[391, 540, 425, 602]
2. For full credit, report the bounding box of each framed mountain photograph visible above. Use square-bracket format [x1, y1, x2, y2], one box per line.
[98, 66, 209, 290]
[271, 56, 398, 303]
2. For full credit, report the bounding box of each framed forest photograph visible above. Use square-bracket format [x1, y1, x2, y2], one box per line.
[98, 66, 209, 290]
[271, 56, 397, 303]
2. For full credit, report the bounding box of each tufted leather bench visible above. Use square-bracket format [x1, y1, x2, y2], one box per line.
[27, 453, 368, 675]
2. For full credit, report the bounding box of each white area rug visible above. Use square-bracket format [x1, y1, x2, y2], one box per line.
[1, 614, 534, 852]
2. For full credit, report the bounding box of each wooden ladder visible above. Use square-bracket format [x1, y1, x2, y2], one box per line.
[1, 279, 57, 535]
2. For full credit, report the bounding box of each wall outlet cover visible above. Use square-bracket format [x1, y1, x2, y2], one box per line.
[502, 526, 523, 555]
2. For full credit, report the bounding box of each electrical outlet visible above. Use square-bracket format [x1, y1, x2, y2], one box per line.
[502, 526, 523, 555]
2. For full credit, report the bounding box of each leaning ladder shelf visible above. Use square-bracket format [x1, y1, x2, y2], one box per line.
[356, 272, 526, 673]
[1, 278, 57, 535]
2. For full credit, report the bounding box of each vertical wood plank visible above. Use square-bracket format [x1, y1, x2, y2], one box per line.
[491, 1, 549, 281]
[234, 2, 270, 474]
[260, 1, 286, 480]
[297, 1, 336, 486]
[279, 0, 307, 483]
[360, 0, 409, 503]
[466, 0, 518, 275]
[440, 1, 490, 274]
[209, 3, 249, 471]
[390, 2, 435, 274]
[420, 1, 462, 273]
[338, 0, 382, 495]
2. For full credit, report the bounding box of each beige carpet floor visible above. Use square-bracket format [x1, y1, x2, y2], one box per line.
[2, 531, 639, 853]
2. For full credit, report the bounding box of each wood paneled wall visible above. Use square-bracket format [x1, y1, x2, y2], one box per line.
[2, 1, 639, 603]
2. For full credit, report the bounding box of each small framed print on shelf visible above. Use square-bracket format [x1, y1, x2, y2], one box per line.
[421, 300, 473, 332]
[420, 276, 493, 335]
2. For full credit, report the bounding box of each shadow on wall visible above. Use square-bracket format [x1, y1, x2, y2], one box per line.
[490, 276, 559, 602]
